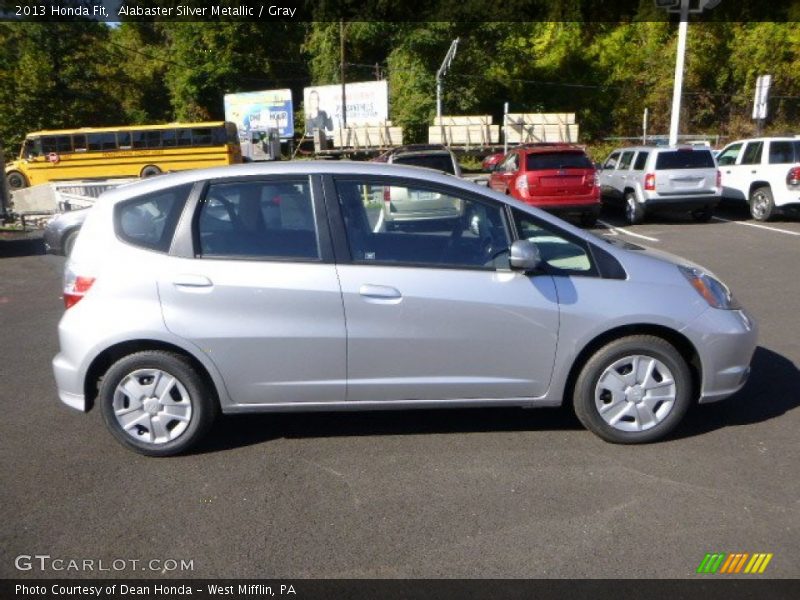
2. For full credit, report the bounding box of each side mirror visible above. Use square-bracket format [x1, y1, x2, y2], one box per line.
[509, 240, 541, 273]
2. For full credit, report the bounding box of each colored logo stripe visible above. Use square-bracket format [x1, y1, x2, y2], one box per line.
[697, 553, 773, 574]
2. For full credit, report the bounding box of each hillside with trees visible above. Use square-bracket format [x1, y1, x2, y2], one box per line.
[2, 17, 800, 160]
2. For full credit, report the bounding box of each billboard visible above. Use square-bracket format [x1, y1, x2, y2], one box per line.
[303, 80, 388, 135]
[224, 89, 294, 140]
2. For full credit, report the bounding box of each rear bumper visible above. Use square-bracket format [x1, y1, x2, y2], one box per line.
[520, 194, 601, 215]
[53, 352, 87, 411]
[642, 194, 720, 210]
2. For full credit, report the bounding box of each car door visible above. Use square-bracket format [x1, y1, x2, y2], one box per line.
[488, 152, 518, 195]
[599, 151, 621, 199]
[716, 142, 746, 201]
[157, 175, 347, 405]
[326, 175, 560, 402]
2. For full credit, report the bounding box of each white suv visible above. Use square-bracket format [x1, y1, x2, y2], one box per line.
[599, 146, 720, 224]
[716, 137, 800, 221]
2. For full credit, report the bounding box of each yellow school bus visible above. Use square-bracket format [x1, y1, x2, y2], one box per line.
[5, 122, 243, 190]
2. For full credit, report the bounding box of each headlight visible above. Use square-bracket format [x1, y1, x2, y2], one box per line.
[679, 266, 740, 310]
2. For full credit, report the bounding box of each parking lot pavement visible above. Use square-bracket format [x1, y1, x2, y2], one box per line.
[1, 216, 798, 580]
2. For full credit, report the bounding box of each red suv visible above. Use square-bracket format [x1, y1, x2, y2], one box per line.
[488, 145, 601, 226]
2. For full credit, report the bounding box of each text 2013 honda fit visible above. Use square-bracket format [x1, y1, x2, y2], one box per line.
[53, 162, 757, 456]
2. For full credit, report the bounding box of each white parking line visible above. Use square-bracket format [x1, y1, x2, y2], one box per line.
[712, 216, 800, 237]
[597, 220, 660, 242]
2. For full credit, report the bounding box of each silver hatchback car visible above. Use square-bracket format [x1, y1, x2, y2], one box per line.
[53, 162, 757, 456]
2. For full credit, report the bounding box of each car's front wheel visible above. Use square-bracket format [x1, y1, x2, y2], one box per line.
[99, 351, 218, 456]
[572, 335, 692, 444]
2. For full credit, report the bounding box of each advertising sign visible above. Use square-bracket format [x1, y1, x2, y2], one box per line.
[303, 80, 389, 136]
[224, 89, 294, 140]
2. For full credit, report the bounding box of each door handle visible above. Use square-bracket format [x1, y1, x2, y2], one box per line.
[725, 170, 731, 174]
[359, 284, 402, 301]
[173, 274, 213, 288]
[751, 170, 757, 174]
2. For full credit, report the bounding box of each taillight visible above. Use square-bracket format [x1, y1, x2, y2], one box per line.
[787, 166, 800, 187]
[63, 268, 95, 309]
[515, 176, 529, 194]
[644, 173, 656, 191]
[383, 186, 391, 205]
[716, 169, 722, 189]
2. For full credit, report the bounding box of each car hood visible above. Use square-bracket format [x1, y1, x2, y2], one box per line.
[600, 236, 721, 281]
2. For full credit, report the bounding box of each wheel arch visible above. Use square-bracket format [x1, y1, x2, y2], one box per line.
[84, 339, 219, 412]
[562, 323, 702, 409]
[748, 181, 771, 197]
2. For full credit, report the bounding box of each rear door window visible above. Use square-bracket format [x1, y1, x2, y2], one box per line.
[633, 151, 649, 170]
[526, 152, 593, 170]
[741, 142, 763, 165]
[654, 150, 715, 170]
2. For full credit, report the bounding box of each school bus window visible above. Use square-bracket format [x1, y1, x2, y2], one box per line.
[88, 133, 117, 151]
[162, 130, 177, 147]
[192, 128, 212, 146]
[212, 127, 229, 145]
[55, 136, 72, 152]
[41, 137, 57, 154]
[176, 129, 192, 147]
[73, 135, 87, 151]
[118, 132, 132, 149]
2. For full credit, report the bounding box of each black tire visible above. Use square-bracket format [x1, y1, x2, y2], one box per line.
[99, 351, 218, 457]
[690, 206, 714, 223]
[63, 229, 79, 257]
[572, 335, 692, 444]
[140, 165, 162, 178]
[6, 170, 28, 190]
[624, 192, 645, 225]
[749, 186, 776, 222]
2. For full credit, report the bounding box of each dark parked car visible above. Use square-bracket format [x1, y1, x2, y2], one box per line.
[43, 207, 91, 256]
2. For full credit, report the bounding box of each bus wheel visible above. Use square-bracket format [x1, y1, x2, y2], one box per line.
[140, 165, 161, 178]
[6, 171, 28, 190]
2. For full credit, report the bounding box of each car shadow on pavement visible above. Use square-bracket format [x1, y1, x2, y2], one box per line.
[678, 346, 800, 438]
[197, 406, 581, 455]
[0, 235, 46, 258]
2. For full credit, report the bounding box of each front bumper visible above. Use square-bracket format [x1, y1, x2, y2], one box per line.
[685, 307, 758, 404]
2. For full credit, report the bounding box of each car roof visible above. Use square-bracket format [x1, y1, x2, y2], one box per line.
[518, 144, 585, 155]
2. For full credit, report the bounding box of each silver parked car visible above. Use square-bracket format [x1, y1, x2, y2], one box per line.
[53, 162, 757, 456]
[599, 146, 721, 224]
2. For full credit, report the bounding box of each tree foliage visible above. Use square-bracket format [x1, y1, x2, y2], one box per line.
[3, 17, 800, 159]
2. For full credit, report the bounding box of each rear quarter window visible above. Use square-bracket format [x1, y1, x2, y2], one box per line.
[115, 184, 193, 252]
[526, 151, 593, 170]
[655, 150, 715, 170]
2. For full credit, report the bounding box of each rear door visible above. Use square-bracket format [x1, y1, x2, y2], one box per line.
[653, 149, 717, 196]
[157, 175, 347, 406]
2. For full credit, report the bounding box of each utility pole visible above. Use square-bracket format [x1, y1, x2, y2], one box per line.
[668, 0, 689, 146]
[436, 38, 460, 120]
[340, 20, 347, 127]
[643, 108, 649, 145]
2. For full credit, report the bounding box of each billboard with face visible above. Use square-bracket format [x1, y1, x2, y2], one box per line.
[303, 80, 389, 135]
[224, 89, 294, 140]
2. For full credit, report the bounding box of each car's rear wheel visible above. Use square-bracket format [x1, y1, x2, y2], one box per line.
[625, 192, 645, 225]
[99, 351, 217, 456]
[691, 207, 714, 223]
[572, 335, 692, 444]
[749, 186, 776, 221]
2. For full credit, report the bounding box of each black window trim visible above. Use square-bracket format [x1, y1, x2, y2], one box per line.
[323, 173, 515, 272]
[175, 174, 333, 264]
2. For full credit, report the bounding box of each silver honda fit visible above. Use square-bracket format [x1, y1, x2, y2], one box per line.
[52, 161, 757, 456]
